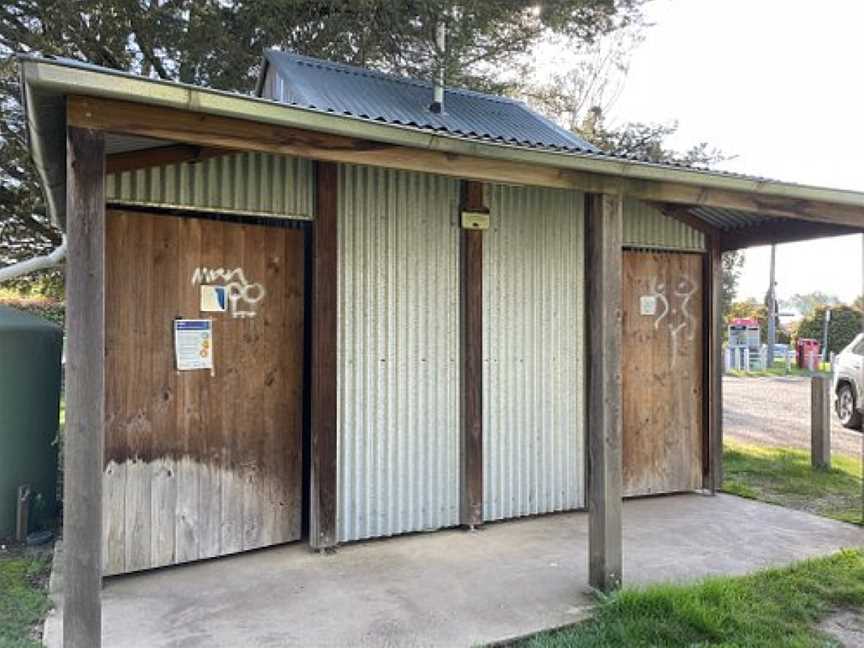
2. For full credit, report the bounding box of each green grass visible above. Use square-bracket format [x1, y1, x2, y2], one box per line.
[723, 440, 863, 525]
[727, 362, 831, 378]
[0, 550, 51, 648]
[520, 549, 864, 648]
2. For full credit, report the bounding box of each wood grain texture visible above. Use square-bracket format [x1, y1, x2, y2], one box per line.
[704, 235, 723, 492]
[586, 193, 623, 593]
[460, 180, 484, 528]
[67, 95, 864, 228]
[310, 161, 338, 549]
[811, 375, 831, 469]
[106, 144, 226, 174]
[622, 251, 703, 497]
[64, 126, 106, 648]
[104, 210, 304, 574]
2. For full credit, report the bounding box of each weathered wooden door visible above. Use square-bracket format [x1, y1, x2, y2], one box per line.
[622, 251, 703, 497]
[103, 210, 305, 575]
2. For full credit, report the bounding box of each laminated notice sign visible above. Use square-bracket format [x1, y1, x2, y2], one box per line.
[174, 319, 213, 371]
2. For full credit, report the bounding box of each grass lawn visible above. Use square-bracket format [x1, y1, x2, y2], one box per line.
[723, 440, 863, 525]
[726, 365, 831, 379]
[0, 547, 51, 648]
[520, 549, 864, 647]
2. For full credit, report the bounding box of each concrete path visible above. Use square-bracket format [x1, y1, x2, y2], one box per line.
[44, 494, 864, 647]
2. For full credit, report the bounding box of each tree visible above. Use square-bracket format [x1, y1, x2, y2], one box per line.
[721, 249, 745, 319]
[781, 292, 841, 319]
[797, 305, 861, 356]
[1, 0, 644, 280]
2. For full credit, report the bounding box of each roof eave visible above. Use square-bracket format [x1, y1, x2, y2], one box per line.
[19, 55, 864, 230]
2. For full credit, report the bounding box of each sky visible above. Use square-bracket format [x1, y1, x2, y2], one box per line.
[606, 0, 864, 306]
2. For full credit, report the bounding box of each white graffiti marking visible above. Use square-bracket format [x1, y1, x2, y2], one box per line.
[191, 266, 266, 318]
[646, 275, 697, 368]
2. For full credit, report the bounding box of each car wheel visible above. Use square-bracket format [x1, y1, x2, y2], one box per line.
[837, 384, 862, 430]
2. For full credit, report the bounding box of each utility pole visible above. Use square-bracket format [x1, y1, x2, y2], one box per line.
[767, 244, 777, 367]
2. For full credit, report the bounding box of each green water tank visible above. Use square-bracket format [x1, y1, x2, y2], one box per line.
[0, 306, 62, 539]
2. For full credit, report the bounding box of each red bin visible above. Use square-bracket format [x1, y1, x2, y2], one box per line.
[796, 338, 820, 369]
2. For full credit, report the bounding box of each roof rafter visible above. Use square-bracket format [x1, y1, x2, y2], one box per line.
[69, 95, 864, 230]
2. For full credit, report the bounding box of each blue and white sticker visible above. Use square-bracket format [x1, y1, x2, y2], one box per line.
[199, 285, 228, 313]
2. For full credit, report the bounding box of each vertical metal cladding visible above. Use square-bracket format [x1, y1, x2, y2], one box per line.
[105, 152, 314, 220]
[483, 184, 586, 521]
[337, 164, 461, 542]
[623, 198, 705, 251]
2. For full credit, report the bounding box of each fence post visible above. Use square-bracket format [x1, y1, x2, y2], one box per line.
[811, 375, 831, 469]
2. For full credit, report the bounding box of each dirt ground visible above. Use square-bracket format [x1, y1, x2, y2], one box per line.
[724, 375, 863, 458]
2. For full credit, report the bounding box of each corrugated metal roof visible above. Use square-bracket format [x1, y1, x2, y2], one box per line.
[262, 50, 600, 154]
[688, 206, 778, 230]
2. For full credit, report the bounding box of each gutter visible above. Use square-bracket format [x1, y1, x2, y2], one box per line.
[18, 55, 864, 229]
[0, 238, 67, 282]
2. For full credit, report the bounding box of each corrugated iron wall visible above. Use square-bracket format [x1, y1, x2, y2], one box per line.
[106, 152, 314, 220]
[623, 198, 705, 251]
[483, 184, 586, 521]
[337, 164, 461, 542]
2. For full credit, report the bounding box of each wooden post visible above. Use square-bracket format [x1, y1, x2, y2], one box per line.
[310, 161, 339, 550]
[460, 181, 485, 528]
[705, 235, 724, 492]
[811, 375, 831, 470]
[64, 126, 106, 647]
[585, 192, 623, 592]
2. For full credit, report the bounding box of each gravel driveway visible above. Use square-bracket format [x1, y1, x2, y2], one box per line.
[724, 375, 863, 458]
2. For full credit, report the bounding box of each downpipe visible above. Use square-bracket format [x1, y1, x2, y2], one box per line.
[0, 237, 67, 282]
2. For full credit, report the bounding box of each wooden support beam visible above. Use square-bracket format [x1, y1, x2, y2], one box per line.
[460, 181, 485, 528]
[105, 143, 227, 174]
[64, 126, 106, 647]
[721, 220, 862, 250]
[585, 192, 624, 593]
[68, 95, 864, 228]
[705, 235, 724, 492]
[811, 375, 831, 470]
[309, 161, 338, 550]
[652, 202, 718, 237]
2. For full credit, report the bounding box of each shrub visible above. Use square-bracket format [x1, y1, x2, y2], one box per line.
[0, 293, 65, 327]
[796, 304, 861, 355]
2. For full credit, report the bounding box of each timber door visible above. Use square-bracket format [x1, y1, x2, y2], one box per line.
[103, 210, 304, 575]
[622, 251, 703, 497]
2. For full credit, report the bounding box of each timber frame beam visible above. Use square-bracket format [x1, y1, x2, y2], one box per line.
[586, 192, 624, 592]
[720, 220, 863, 251]
[106, 143, 226, 174]
[64, 126, 106, 647]
[68, 95, 864, 229]
[460, 180, 485, 528]
[310, 161, 338, 550]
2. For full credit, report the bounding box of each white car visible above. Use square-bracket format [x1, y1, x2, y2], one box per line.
[833, 333, 864, 429]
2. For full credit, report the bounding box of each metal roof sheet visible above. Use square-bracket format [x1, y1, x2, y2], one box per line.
[262, 50, 600, 154]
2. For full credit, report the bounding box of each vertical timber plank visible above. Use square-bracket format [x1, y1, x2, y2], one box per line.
[310, 161, 339, 549]
[586, 192, 623, 593]
[706, 235, 724, 491]
[460, 181, 484, 527]
[64, 126, 106, 647]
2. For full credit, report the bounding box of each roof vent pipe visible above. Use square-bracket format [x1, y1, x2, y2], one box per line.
[430, 20, 446, 114]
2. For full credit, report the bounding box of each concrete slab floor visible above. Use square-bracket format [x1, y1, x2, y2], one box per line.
[43, 493, 864, 648]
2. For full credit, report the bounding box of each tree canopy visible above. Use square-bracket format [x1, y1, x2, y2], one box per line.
[0, 0, 644, 279]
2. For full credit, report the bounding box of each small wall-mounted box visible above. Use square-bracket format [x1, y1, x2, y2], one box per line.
[461, 210, 490, 230]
